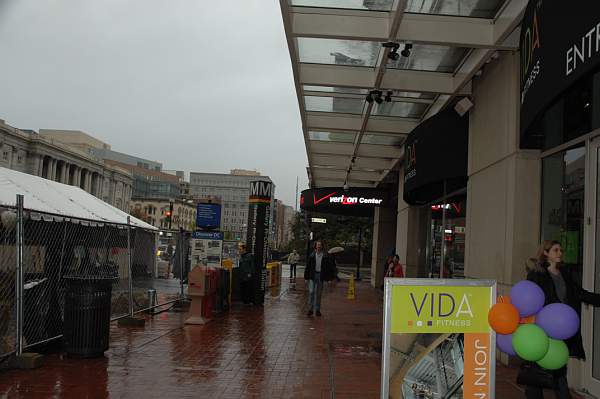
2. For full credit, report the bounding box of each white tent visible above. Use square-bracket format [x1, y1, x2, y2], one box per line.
[0, 167, 155, 230]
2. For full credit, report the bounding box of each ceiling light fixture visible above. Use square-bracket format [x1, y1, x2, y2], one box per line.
[382, 42, 400, 61]
[384, 91, 392, 102]
[400, 43, 413, 58]
[366, 90, 383, 104]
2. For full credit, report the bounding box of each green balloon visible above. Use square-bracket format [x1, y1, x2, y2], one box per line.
[512, 324, 549, 361]
[537, 339, 569, 370]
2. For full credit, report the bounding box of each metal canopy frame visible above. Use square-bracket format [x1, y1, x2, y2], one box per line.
[279, 0, 527, 188]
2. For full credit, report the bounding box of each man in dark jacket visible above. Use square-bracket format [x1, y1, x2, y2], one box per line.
[238, 243, 255, 305]
[304, 241, 334, 317]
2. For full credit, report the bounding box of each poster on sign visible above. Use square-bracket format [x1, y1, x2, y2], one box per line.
[381, 279, 496, 399]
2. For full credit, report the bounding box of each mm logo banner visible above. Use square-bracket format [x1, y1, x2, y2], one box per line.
[391, 285, 491, 334]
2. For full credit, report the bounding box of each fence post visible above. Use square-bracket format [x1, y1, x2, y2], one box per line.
[179, 229, 184, 299]
[15, 194, 24, 356]
[127, 216, 133, 318]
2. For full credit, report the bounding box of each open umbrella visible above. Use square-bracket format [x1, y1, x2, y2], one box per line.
[328, 246, 344, 254]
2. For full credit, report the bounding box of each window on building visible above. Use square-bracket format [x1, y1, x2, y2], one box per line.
[2, 151, 8, 161]
[541, 146, 585, 285]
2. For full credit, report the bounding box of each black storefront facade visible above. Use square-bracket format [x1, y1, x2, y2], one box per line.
[403, 108, 469, 279]
[519, 1, 600, 393]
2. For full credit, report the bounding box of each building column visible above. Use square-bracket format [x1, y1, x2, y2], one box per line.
[371, 206, 397, 288]
[50, 159, 58, 181]
[396, 168, 430, 278]
[31, 154, 42, 176]
[74, 167, 82, 187]
[85, 171, 93, 192]
[61, 163, 69, 183]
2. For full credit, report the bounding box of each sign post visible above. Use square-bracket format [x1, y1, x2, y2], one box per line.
[381, 278, 496, 399]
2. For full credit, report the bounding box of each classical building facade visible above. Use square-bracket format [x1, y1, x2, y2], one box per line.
[0, 120, 133, 211]
[130, 198, 196, 231]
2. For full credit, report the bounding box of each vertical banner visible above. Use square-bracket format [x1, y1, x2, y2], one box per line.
[246, 180, 273, 305]
[382, 279, 496, 399]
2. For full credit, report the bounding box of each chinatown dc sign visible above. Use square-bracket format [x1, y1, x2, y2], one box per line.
[300, 187, 389, 216]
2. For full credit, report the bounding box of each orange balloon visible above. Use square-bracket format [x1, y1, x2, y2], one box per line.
[488, 303, 520, 334]
[498, 295, 511, 304]
[520, 315, 536, 324]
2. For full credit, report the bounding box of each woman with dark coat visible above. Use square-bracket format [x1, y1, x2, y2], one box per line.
[524, 240, 600, 399]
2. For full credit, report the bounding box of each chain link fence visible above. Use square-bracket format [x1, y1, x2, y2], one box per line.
[0, 195, 188, 361]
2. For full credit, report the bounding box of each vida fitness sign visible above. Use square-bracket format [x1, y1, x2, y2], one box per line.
[382, 279, 496, 399]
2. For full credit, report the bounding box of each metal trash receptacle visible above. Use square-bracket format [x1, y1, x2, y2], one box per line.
[63, 275, 116, 358]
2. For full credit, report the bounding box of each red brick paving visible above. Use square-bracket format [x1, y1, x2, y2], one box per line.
[0, 278, 589, 398]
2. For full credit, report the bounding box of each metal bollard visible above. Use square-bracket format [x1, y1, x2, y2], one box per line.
[147, 288, 157, 310]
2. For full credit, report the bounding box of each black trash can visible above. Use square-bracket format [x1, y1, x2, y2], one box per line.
[63, 276, 115, 358]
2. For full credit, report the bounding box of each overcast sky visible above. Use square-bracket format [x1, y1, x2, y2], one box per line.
[0, 0, 308, 207]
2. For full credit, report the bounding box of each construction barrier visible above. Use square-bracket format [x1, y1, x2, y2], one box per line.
[266, 262, 282, 289]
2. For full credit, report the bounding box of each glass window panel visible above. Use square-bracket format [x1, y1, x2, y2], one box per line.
[405, 0, 506, 18]
[372, 101, 427, 118]
[291, 0, 393, 11]
[541, 146, 585, 285]
[298, 37, 381, 67]
[361, 133, 404, 146]
[309, 131, 356, 143]
[387, 90, 436, 100]
[303, 85, 369, 95]
[387, 44, 468, 72]
[305, 96, 365, 114]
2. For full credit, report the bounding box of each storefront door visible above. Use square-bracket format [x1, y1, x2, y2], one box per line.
[583, 137, 600, 396]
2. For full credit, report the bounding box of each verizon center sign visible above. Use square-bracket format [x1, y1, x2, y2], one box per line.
[300, 188, 389, 216]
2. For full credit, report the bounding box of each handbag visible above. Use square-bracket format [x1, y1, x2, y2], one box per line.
[516, 362, 558, 389]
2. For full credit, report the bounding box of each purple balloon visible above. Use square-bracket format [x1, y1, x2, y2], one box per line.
[497, 333, 516, 356]
[510, 280, 545, 317]
[535, 303, 580, 340]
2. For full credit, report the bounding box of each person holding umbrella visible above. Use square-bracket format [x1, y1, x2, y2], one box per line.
[328, 246, 344, 282]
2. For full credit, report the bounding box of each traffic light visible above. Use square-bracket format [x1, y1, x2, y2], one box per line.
[166, 201, 174, 230]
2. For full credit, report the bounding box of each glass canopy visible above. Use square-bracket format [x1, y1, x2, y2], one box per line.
[297, 38, 381, 67]
[372, 101, 428, 118]
[309, 130, 357, 143]
[292, 0, 506, 18]
[291, 0, 394, 11]
[387, 43, 469, 73]
[405, 0, 506, 18]
[303, 85, 369, 95]
[361, 133, 405, 146]
[304, 96, 366, 114]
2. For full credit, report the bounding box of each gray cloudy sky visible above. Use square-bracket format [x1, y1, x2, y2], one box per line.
[0, 0, 308, 206]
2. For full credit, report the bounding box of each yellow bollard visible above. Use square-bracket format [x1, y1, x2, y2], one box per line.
[346, 274, 356, 300]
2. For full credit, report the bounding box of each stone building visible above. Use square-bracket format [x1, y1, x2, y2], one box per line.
[130, 198, 196, 231]
[0, 120, 133, 211]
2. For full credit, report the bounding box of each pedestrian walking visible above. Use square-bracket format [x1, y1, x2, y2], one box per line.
[304, 240, 335, 317]
[238, 243, 255, 305]
[288, 249, 300, 280]
[386, 255, 404, 278]
[519, 240, 600, 399]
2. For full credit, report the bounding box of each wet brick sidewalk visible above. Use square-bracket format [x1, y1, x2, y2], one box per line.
[0, 277, 586, 398]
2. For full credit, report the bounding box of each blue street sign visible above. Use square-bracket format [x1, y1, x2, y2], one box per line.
[191, 231, 224, 240]
[196, 203, 221, 230]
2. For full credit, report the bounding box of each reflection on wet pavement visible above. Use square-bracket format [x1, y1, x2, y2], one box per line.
[0, 277, 548, 398]
[0, 278, 383, 398]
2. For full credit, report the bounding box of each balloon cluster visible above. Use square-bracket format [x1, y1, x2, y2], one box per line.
[488, 280, 580, 370]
